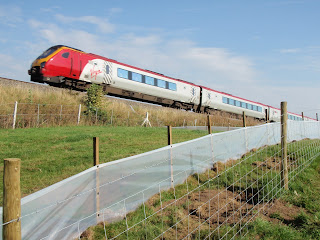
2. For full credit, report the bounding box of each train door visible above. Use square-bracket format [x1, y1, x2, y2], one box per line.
[53, 50, 73, 78]
[103, 61, 113, 84]
[79, 59, 113, 84]
[70, 51, 80, 79]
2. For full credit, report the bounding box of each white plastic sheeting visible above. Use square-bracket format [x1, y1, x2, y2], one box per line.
[1, 121, 319, 239]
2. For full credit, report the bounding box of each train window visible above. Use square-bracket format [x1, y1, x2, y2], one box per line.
[253, 105, 258, 111]
[118, 68, 128, 79]
[247, 104, 252, 110]
[168, 82, 177, 91]
[62, 52, 69, 58]
[235, 101, 241, 107]
[229, 99, 234, 105]
[157, 79, 166, 88]
[106, 65, 109, 74]
[222, 97, 228, 104]
[145, 76, 155, 85]
[37, 46, 60, 59]
[191, 87, 196, 96]
[241, 102, 246, 108]
[257, 106, 262, 112]
[132, 72, 142, 82]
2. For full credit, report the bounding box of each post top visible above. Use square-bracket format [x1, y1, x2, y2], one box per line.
[4, 158, 21, 162]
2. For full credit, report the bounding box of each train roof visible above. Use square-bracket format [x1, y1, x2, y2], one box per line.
[201, 85, 268, 107]
[57, 45, 85, 53]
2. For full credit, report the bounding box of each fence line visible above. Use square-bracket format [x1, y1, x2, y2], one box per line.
[0, 120, 319, 239]
[0, 102, 257, 129]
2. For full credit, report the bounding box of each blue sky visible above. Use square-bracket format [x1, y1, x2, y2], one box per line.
[1, 0, 319, 118]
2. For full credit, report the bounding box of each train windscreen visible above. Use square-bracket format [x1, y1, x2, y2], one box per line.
[36, 45, 62, 59]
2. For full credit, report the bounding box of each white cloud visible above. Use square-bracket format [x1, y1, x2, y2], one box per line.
[28, 19, 42, 29]
[108, 8, 123, 15]
[55, 14, 114, 34]
[0, 5, 22, 27]
[0, 53, 28, 80]
[280, 48, 301, 53]
[182, 47, 255, 82]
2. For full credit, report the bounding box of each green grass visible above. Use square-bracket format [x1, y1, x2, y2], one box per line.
[237, 154, 320, 240]
[0, 126, 208, 205]
[81, 140, 320, 239]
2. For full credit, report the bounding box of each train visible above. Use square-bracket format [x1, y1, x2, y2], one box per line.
[28, 45, 315, 122]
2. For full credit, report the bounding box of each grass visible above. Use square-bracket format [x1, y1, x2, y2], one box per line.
[0, 78, 262, 129]
[80, 139, 320, 239]
[243, 156, 320, 239]
[0, 126, 208, 205]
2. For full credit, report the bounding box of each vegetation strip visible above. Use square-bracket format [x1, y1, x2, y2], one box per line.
[0, 80, 262, 129]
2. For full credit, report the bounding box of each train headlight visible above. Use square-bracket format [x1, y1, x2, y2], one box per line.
[40, 62, 46, 68]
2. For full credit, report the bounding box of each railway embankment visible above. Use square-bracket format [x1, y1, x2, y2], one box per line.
[0, 77, 262, 129]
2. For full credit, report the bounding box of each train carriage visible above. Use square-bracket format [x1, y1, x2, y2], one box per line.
[28, 45, 317, 123]
[201, 86, 267, 119]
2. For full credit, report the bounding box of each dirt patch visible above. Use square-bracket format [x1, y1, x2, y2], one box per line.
[212, 159, 238, 173]
[187, 189, 255, 225]
[262, 199, 305, 224]
[183, 188, 306, 231]
[252, 157, 282, 170]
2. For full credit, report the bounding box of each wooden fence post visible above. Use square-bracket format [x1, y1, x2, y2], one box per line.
[317, 113, 319, 121]
[93, 137, 100, 222]
[167, 125, 172, 145]
[242, 111, 247, 128]
[301, 112, 304, 121]
[167, 126, 174, 187]
[207, 115, 212, 134]
[93, 137, 99, 166]
[281, 102, 288, 190]
[12, 101, 18, 129]
[37, 104, 40, 127]
[77, 104, 81, 125]
[265, 109, 268, 123]
[60, 105, 63, 123]
[3, 158, 21, 240]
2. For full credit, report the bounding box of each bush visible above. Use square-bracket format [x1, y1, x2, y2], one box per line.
[84, 84, 108, 123]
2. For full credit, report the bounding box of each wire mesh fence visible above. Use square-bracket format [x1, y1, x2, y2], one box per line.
[0, 102, 256, 129]
[0, 120, 319, 239]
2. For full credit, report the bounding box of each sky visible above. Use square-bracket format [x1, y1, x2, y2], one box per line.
[0, 0, 319, 118]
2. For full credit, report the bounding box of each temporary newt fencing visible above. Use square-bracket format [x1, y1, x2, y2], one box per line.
[1, 121, 320, 239]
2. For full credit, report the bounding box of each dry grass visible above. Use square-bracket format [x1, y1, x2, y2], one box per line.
[0, 78, 262, 128]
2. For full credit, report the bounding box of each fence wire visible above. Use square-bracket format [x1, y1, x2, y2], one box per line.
[0, 121, 319, 240]
[0, 102, 253, 129]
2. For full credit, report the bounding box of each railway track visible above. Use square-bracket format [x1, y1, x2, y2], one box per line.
[0, 77, 48, 88]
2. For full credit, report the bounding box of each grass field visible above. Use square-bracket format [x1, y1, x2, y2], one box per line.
[0, 126, 208, 205]
[81, 140, 320, 240]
